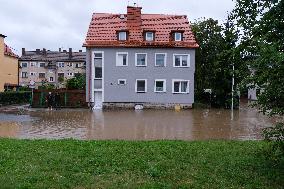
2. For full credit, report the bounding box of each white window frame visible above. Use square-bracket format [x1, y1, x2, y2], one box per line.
[155, 53, 167, 67]
[94, 67, 102, 79]
[30, 72, 36, 76]
[135, 53, 147, 67]
[38, 72, 46, 79]
[116, 52, 128, 67]
[118, 79, 127, 86]
[67, 62, 73, 67]
[135, 79, 147, 93]
[21, 72, 28, 78]
[21, 62, 28, 68]
[173, 54, 190, 67]
[38, 62, 46, 68]
[49, 77, 54, 82]
[175, 32, 182, 41]
[154, 79, 166, 93]
[30, 62, 37, 67]
[172, 79, 190, 94]
[67, 73, 74, 77]
[145, 32, 154, 41]
[57, 62, 64, 68]
[118, 31, 127, 41]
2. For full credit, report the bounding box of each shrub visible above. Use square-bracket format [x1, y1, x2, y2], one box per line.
[66, 74, 86, 90]
[0, 92, 31, 106]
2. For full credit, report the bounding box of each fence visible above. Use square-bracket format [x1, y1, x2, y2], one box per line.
[32, 89, 88, 108]
[0, 91, 31, 106]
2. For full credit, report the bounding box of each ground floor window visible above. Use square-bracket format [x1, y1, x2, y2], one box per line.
[172, 80, 189, 94]
[21, 72, 28, 78]
[39, 73, 46, 79]
[136, 79, 147, 93]
[155, 79, 166, 93]
[49, 77, 54, 82]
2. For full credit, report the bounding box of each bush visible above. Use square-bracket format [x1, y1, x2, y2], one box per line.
[262, 123, 284, 163]
[66, 74, 86, 90]
[0, 92, 31, 106]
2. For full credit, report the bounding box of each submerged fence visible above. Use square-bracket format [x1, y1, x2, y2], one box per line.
[32, 89, 88, 108]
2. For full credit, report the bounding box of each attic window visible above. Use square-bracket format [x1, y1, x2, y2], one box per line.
[174, 32, 183, 41]
[118, 31, 127, 41]
[145, 32, 154, 41]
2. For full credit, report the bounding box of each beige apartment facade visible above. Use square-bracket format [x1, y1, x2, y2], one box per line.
[0, 34, 19, 92]
[19, 48, 86, 88]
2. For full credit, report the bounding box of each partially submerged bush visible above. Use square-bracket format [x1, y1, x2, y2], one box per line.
[0, 92, 31, 106]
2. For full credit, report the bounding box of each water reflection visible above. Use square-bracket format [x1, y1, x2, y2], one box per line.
[0, 104, 276, 140]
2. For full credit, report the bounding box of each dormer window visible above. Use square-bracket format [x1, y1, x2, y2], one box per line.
[145, 32, 154, 41]
[118, 31, 127, 41]
[174, 32, 182, 41]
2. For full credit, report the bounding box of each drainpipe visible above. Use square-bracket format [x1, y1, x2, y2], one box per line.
[88, 49, 92, 108]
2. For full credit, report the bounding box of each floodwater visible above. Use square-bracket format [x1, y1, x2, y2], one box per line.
[0, 103, 278, 140]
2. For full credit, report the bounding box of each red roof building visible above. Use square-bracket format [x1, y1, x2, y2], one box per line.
[84, 6, 198, 48]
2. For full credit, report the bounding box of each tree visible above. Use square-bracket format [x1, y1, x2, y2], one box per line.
[66, 74, 86, 90]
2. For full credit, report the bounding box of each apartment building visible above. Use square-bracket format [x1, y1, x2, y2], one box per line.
[84, 6, 198, 109]
[19, 48, 86, 88]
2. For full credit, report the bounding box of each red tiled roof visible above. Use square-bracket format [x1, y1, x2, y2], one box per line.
[4, 44, 18, 58]
[84, 8, 199, 48]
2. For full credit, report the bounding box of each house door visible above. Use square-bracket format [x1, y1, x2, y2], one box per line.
[94, 91, 102, 109]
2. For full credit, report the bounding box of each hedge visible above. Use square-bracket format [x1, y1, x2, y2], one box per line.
[0, 92, 31, 106]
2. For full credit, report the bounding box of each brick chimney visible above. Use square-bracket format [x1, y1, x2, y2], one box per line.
[22, 48, 26, 56]
[43, 48, 47, 56]
[127, 6, 142, 30]
[68, 48, 72, 59]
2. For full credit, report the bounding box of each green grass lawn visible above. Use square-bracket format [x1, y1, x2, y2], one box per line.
[0, 139, 283, 189]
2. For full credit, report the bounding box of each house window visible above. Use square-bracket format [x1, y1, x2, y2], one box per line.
[118, 31, 127, 41]
[118, 79, 126, 85]
[75, 63, 80, 68]
[21, 62, 28, 68]
[95, 67, 102, 79]
[116, 52, 128, 66]
[21, 72, 28, 78]
[172, 80, 189, 94]
[174, 32, 182, 41]
[58, 73, 64, 78]
[135, 53, 147, 67]
[145, 32, 154, 41]
[30, 72, 36, 76]
[67, 63, 73, 67]
[30, 62, 37, 67]
[58, 62, 64, 68]
[155, 79, 166, 93]
[39, 63, 45, 67]
[39, 73, 45, 79]
[67, 73, 74, 77]
[155, 53, 166, 67]
[49, 77, 54, 82]
[136, 79, 147, 93]
[174, 54, 190, 67]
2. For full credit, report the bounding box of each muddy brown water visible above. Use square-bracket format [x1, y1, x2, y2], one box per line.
[0, 103, 277, 140]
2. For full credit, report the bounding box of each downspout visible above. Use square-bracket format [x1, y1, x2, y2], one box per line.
[88, 48, 92, 107]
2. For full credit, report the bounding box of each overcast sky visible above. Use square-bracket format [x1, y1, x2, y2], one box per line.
[0, 0, 235, 55]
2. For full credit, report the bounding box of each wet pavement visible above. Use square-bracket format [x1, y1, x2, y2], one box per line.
[0, 103, 278, 140]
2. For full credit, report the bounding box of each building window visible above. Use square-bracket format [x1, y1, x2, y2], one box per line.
[155, 79, 166, 93]
[75, 63, 81, 68]
[174, 54, 190, 67]
[21, 62, 28, 68]
[155, 53, 166, 67]
[95, 67, 102, 79]
[136, 79, 147, 93]
[118, 79, 126, 85]
[116, 52, 128, 66]
[39, 73, 45, 79]
[67, 63, 73, 67]
[39, 63, 45, 67]
[135, 53, 147, 67]
[21, 72, 28, 78]
[58, 62, 64, 68]
[67, 73, 74, 77]
[30, 62, 37, 67]
[118, 31, 127, 41]
[49, 77, 54, 82]
[172, 80, 190, 94]
[174, 32, 182, 41]
[30, 72, 36, 76]
[145, 32, 154, 41]
[58, 73, 64, 78]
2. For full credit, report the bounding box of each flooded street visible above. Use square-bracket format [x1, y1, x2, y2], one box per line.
[0, 103, 277, 140]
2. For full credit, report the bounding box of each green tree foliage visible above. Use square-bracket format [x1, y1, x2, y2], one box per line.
[66, 74, 86, 90]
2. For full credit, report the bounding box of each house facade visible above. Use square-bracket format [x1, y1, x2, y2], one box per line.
[19, 48, 86, 89]
[0, 34, 19, 92]
[84, 6, 198, 109]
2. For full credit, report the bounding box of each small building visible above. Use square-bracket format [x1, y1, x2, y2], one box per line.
[0, 34, 19, 91]
[19, 48, 86, 89]
[84, 6, 198, 109]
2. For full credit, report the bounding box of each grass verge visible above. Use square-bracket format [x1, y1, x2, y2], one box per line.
[0, 139, 283, 189]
